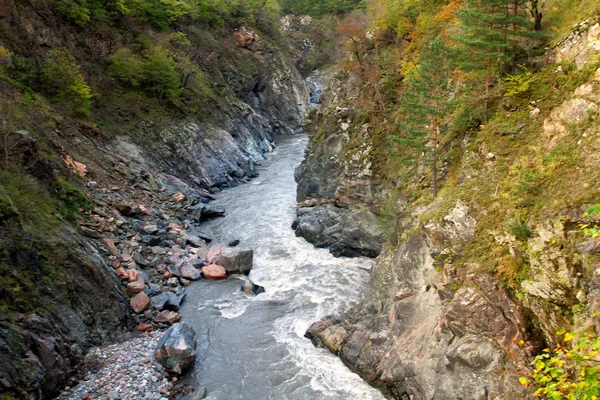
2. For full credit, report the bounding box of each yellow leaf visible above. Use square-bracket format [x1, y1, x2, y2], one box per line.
[519, 377, 530, 386]
[564, 333, 574, 342]
[535, 360, 545, 371]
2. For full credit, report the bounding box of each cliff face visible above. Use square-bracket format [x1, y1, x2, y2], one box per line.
[293, 71, 386, 257]
[302, 18, 600, 400]
[0, 2, 309, 398]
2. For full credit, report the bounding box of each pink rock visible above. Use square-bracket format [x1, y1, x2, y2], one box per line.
[137, 323, 153, 331]
[114, 267, 129, 280]
[103, 238, 119, 256]
[127, 269, 139, 282]
[130, 292, 150, 313]
[208, 244, 227, 264]
[127, 276, 145, 294]
[201, 264, 226, 280]
[155, 310, 181, 325]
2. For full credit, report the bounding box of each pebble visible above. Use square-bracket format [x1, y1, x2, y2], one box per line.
[57, 332, 174, 400]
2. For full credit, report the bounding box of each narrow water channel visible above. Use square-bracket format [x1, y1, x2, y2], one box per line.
[179, 135, 385, 400]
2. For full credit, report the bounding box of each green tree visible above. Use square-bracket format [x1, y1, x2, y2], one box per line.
[453, 0, 535, 123]
[41, 48, 93, 116]
[392, 37, 457, 197]
[142, 47, 182, 103]
[107, 47, 145, 87]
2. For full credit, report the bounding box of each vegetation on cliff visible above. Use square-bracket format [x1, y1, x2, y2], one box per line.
[300, 0, 600, 397]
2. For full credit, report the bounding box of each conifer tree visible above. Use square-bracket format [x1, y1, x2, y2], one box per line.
[392, 36, 457, 197]
[453, 0, 534, 123]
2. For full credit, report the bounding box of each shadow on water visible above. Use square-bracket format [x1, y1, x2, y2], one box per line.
[179, 135, 385, 400]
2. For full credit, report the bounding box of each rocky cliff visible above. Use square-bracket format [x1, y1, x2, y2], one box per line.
[0, 2, 309, 397]
[293, 70, 386, 257]
[303, 17, 600, 400]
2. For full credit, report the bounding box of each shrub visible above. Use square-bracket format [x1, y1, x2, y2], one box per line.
[107, 48, 144, 87]
[521, 330, 600, 399]
[41, 49, 93, 116]
[55, 0, 91, 26]
[142, 47, 182, 103]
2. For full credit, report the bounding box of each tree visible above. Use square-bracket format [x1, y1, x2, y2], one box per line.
[392, 37, 457, 197]
[527, 0, 545, 31]
[453, 0, 534, 123]
[41, 48, 93, 116]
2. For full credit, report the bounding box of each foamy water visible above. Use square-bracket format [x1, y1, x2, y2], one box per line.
[179, 135, 384, 400]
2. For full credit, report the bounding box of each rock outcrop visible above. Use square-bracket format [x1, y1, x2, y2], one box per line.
[294, 70, 386, 257]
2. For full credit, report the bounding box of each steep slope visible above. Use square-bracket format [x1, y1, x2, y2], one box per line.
[0, 2, 310, 398]
[301, 5, 600, 400]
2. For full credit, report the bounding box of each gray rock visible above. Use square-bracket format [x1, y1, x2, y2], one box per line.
[240, 279, 265, 295]
[213, 247, 253, 275]
[151, 292, 182, 311]
[293, 205, 384, 258]
[155, 323, 197, 374]
[180, 263, 201, 281]
[201, 204, 225, 220]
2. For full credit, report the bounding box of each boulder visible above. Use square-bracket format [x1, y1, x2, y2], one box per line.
[241, 279, 265, 295]
[201, 265, 227, 280]
[184, 235, 205, 248]
[180, 263, 201, 281]
[155, 323, 197, 374]
[130, 292, 150, 313]
[304, 317, 337, 345]
[207, 244, 227, 264]
[127, 269, 139, 282]
[151, 292, 184, 311]
[201, 204, 225, 220]
[155, 311, 181, 325]
[213, 247, 253, 275]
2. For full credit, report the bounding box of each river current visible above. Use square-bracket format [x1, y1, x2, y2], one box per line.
[179, 135, 384, 400]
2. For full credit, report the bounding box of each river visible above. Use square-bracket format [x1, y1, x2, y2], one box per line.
[179, 134, 384, 400]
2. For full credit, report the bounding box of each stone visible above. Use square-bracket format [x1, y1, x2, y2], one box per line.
[155, 323, 197, 374]
[207, 244, 227, 264]
[130, 292, 150, 313]
[127, 269, 140, 282]
[115, 267, 129, 280]
[127, 277, 146, 294]
[180, 263, 201, 281]
[184, 235, 205, 248]
[103, 238, 120, 256]
[200, 204, 225, 220]
[228, 239, 240, 247]
[144, 225, 159, 235]
[241, 279, 265, 295]
[155, 311, 181, 325]
[151, 292, 183, 311]
[167, 277, 179, 287]
[317, 325, 346, 353]
[201, 265, 227, 280]
[304, 317, 336, 344]
[213, 247, 254, 275]
[80, 226, 101, 239]
[171, 192, 185, 203]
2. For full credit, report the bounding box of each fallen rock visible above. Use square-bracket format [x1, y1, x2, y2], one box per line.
[241, 279, 265, 295]
[137, 323, 153, 331]
[115, 267, 129, 280]
[155, 323, 197, 374]
[214, 247, 253, 275]
[180, 263, 201, 281]
[155, 311, 181, 325]
[201, 264, 227, 280]
[207, 244, 227, 264]
[201, 204, 225, 220]
[127, 269, 139, 282]
[151, 292, 184, 311]
[130, 292, 150, 313]
[127, 276, 146, 294]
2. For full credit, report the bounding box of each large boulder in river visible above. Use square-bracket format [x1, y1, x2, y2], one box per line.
[155, 323, 197, 374]
[214, 247, 253, 275]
